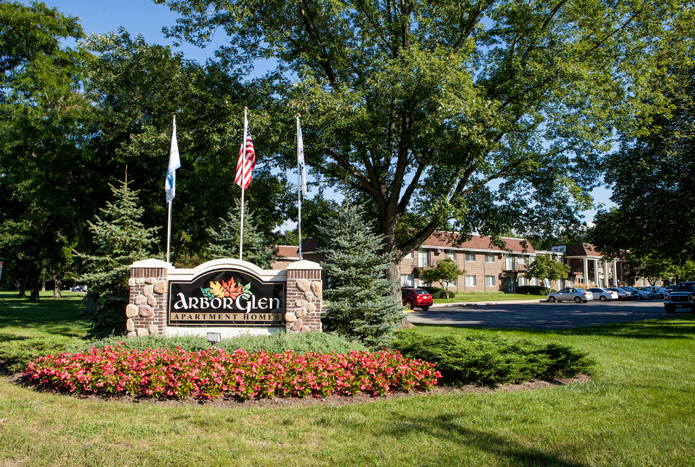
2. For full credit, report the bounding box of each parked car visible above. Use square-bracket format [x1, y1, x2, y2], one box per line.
[546, 288, 593, 303]
[71, 285, 87, 293]
[666, 284, 679, 292]
[635, 287, 661, 299]
[643, 286, 669, 298]
[402, 288, 433, 311]
[607, 287, 633, 300]
[663, 282, 695, 313]
[588, 287, 619, 301]
[622, 286, 652, 300]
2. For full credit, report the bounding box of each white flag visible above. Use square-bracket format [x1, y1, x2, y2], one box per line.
[297, 119, 307, 196]
[165, 117, 181, 203]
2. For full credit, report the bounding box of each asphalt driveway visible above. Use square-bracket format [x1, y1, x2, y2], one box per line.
[406, 299, 683, 330]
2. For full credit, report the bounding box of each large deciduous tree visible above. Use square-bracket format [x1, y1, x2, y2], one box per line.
[0, 1, 93, 299]
[592, 65, 695, 266]
[157, 0, 691, 283]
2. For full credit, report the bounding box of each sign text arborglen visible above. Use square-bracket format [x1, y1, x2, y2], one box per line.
[168, 270, 285, 327]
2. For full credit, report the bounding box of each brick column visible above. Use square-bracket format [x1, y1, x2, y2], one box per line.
[284, 260, 323, 333]
[126, 259, 170, 337]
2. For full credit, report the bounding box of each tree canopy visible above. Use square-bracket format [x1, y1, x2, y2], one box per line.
[157, 0, 692, 278]
[592, 65, 695, 265]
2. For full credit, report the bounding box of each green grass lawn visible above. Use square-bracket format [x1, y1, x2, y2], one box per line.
[434, 293, 543, 304]
[1, 291, 694, 466]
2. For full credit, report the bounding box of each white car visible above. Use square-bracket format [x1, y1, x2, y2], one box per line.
[588, 287, 619, 302]
[547, 288, 594, 303]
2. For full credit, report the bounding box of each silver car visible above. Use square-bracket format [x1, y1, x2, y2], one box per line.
[607, 287, 633, 300]
[547, 287, 594, 303]
[644, 286, 669, 298]
[623, 287, 652, 299]
[635, 287, 661, 299]
[588, 287, 619, 302]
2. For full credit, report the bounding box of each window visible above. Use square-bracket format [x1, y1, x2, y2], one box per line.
[418, 249, 430, 268]
[447, 250, 456, 261]
[517, 256, 525, 265]
[404, 251, 414, 259]
[530, 277, 537, 286]
[485, 275, 495, 287]
[465, 275, 477, 286]
[400, 274, 414, 287]
[505, 255, 515, 270]
[485, 253, 495, 263]
[465, 252, 476, 262]
[518, 276, 526, 286]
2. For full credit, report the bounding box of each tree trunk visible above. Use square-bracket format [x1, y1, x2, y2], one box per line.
[53, 278, 62, 298]
[19, 279, 26, 298]
[388, 259, 402, 303]
[28, 282, 41, 302]
[40, 280, 46, 292]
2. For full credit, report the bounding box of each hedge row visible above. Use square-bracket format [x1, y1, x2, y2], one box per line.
[391, 332, 593, 386]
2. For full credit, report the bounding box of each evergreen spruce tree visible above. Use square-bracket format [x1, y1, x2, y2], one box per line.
[207, 202, 276, 269]
[76, 180, 159, 337]
[319, 205, 403, 349]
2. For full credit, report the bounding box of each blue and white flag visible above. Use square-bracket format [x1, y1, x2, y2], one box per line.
[165, 117, 181, 204]
[297, 119, 307, 196]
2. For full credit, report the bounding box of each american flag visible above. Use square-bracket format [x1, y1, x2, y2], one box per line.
[235, 123, 256, 190]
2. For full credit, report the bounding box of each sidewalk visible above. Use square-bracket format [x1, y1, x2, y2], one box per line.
[430, 299, 545, 308]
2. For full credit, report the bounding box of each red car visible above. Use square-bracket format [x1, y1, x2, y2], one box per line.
[402, 288, 433, 311]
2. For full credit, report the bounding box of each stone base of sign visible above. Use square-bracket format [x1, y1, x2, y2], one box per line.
[285, 261, 323, 333]
[126, 259, 170, 337]
[125, 258, 323, 338]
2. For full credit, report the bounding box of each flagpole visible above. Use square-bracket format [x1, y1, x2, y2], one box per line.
[166, 199, 173, 263]
[297, 114, 303, 260]
[239, 107, 247, 261]
[166, 115, 176, 264]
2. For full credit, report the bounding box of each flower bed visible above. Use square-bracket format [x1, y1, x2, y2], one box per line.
[24, 345, 440, 400]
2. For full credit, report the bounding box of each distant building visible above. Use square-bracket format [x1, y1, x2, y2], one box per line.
[271, 236, 667, 293]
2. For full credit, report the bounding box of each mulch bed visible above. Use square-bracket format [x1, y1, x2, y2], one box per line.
[5, 370, 591, 410]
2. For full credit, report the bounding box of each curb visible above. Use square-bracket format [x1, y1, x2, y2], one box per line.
[430, 299, 545, 308]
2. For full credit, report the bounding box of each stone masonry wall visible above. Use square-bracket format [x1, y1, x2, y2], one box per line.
[284, 268, 322, 333]
[126, 267, 168, 337]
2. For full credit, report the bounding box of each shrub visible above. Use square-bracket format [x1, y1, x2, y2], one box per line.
[25, 347, 440, 400]
[423, 287, 455, 299]
[68, 332, 368, 355]
[0, 336, 79, 374]
[390, 332, 593, 386]
[516, 285, 547, 295]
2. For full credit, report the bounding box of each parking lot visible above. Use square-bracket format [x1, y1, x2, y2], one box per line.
[406, 299, 684, 330]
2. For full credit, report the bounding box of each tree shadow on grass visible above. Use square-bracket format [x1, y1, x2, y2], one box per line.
[552, 316, 695, 340]
[323, 410, 588, 467]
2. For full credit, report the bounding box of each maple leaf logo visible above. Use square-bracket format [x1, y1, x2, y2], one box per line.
[222, 277, 244, 299]
[209, 281, 225, 298]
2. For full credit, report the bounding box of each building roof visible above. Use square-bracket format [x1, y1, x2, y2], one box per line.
[275, 240, 319, 260]
[421, 232, 535, 254]
[564, 243, 602, 257]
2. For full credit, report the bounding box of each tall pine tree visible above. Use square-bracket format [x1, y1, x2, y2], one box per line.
[207, 202, 276, 269]
[76, 180, 159, 337]
[319, 205, 403, 349]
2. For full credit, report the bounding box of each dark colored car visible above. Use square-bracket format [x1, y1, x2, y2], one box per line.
[402, 288, 433, 311]
[663, 282, 695, 313]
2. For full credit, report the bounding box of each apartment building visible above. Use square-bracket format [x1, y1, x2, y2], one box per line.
[398, 233, 535, 293]
[272, 236, 660, 292]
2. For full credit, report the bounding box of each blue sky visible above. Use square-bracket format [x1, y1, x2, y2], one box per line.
[35, 0, 614, 225]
